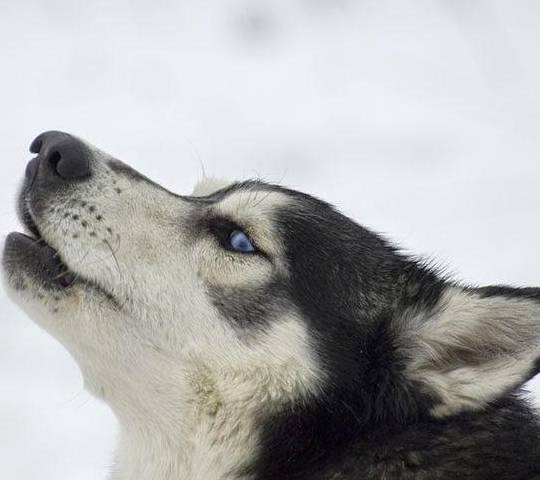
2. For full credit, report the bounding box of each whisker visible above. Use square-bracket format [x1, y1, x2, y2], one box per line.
[251, 188, 274, 209]
[103, 238, 122, 278]
[102, 237, 135, 310]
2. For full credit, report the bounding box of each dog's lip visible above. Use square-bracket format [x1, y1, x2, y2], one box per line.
[6, 226, 76, 290]
[6, 232, 76, 289]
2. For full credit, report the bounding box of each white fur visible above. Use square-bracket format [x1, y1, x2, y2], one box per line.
[404, 287, 540, 416]
[3, 161, 322, 480]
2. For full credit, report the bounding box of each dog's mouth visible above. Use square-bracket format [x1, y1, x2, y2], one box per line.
[4, 201, 75, 290]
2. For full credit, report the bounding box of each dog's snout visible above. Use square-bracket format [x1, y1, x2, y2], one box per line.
[28, 131, 92, 182]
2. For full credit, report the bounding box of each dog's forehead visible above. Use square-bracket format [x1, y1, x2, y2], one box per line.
[214, 187, 289, 221]
[191, 179, 293, 224]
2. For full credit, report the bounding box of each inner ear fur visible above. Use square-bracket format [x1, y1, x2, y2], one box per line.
[401, 286, 540, 417]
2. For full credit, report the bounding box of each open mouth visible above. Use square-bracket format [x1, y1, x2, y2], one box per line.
[4, 201, 75, 290]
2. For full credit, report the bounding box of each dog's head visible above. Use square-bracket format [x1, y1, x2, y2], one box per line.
[3, 132, 540, 431]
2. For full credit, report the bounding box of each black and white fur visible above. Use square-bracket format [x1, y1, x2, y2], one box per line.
[2, 131, 540, 480]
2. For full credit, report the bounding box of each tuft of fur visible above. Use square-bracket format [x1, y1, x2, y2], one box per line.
[192, 177, 233, 197]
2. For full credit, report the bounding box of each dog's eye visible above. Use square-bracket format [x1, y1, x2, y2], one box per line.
[229, 230, 255, 253]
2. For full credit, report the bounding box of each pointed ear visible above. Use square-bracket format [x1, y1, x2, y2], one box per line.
[403, 286, 540, 417]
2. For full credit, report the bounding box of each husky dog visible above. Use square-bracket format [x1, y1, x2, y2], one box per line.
[2, 131, 540, 480]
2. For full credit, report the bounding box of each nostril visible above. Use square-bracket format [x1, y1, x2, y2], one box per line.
[48, 151, 61, 173]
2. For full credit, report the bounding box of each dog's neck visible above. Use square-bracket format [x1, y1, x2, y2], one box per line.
[110, 414, 255, 480]
[95, 356, 314, 480]
[100, 365, 254, 480]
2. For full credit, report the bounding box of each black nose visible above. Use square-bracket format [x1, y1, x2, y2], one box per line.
[28, 131, 92, 181]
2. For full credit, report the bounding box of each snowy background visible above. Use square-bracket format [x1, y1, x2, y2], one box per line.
[1, 0, 540, 478]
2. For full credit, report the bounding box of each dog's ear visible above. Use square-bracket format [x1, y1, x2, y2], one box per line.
[402, 287, 540, 417]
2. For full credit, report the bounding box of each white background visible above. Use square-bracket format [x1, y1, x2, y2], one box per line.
[1, 1, 540, 478]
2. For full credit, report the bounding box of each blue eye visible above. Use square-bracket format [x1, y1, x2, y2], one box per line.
[229, 230, 255, 253]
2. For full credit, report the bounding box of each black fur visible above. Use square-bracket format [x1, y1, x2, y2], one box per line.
[208, 281, 290, 331]
[236, 187, 540, 480]
[184, 181, 540, 479]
